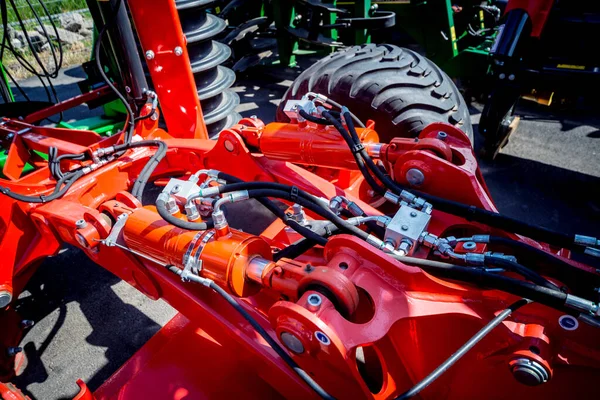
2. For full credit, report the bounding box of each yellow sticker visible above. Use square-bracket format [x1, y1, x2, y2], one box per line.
[557, 64, 585, 70]
[450, 26, 456, 42]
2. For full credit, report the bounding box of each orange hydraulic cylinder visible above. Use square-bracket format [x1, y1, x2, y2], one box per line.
[256, 122, 379, 169]
[122, 207, 272, 297]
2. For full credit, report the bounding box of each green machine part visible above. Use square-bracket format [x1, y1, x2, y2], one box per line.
[267, 0, 496, 79]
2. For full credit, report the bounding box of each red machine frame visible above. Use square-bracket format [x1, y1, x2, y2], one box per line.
[1, 0, 599, 399]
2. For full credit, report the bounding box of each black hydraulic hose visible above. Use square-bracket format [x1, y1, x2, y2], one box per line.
[483, 255, 557, 289]
[393, 254, 567, 310]
[298, 109, 332, 125]
[487, 236, 597, 290]
[0, 170, 84, 203]
[274, 223, 341, 261]
[336, 111, 580, 250]
[245, 188, 370, 241]
[208, 281, 335, 399]
[113, 140, 168, 201]
[394, 298, 530, 400]
[156, 196, 214, 231]
[321, 112, 385, 194]
[215, 173, 328, 246]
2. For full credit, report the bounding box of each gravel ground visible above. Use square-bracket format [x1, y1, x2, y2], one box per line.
[7, 61, 600, 399]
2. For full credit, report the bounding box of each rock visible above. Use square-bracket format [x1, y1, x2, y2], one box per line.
[37, 26, 85, 45]
[26, 31, 48, 52]
[81, 19, 94, 31]
[79, 28, 92, 38]
[58, 12, 84, 32]
[10, 38, 23, 50]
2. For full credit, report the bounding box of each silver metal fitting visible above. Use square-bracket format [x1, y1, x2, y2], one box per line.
[166, 197, 179, 214]
[575, 234, 599, 247]
[397, 240, 412, 256]
[565, 294, 599, 315]
[484, 252, 518, 263]
[585, 247, 600, 258]
[384, 191, 400, 205]
[472, 234, 490, 243]
[306, 293, 323, 312]
[385, 205, 431, 256]
[291, 204, 306, 225]
[163, 178, 201, 205]
[145, 50, 155, 60]
[282, 98, 318, 121]
[184, 203, 201, 221]
[437, 131, 448, 141]
[465, 253, 486, 265]
[346, 201, 363, 217]
[174, 46, 183, 56]
[212, 209, 227, 230]
[75, 219, 87, 229]
[329, 196, 343, 215]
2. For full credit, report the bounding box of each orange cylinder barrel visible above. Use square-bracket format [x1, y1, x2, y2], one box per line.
[258, 122, 379, 169]
[122, 207, 273, 297]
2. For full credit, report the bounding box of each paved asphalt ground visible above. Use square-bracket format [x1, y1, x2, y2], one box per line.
[7, 61, 600, 399]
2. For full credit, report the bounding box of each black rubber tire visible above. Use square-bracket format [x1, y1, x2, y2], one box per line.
[276, 44, 473, 143]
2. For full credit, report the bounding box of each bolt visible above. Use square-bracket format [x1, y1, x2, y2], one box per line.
[145, 50, 155, 60]
[75, 233, 88, 248]
[305, 264, 313, 272]
[499, 73, 506, 79]
[508, 74, 516, 81]
[250, 115, 257, 120]
[410, 211, 418, 217]
[171, 184, 181, 194]
[315, 331, 331, 346]
[174, 46, 183, 56]
[21, 320, 35, 329]
[6, 133, 14, 140]
[406, 168, 425, 186]
[401, 225, 409, 231]
[510, 358, 549, 386]
[6, 347, 22, 357]
[281, 332, 304, 354]
[307, 294, 322, 309]
[75, 219, 87, 229]
[224, 140, 235, 152]
[463, 241, 477, 251]
[0, 290, 12, 308]
[558, 315, 578, 331]
[125, 86, 131, 93]
[437, 131, 448, 141]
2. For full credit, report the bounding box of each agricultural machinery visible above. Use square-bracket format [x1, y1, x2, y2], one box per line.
[1, 0, 600, 399]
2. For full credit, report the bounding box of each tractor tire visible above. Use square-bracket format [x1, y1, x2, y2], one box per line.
[276, 44, 473, 144]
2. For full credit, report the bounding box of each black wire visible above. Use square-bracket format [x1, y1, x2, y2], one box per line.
[207, 281, 335, 400]
[94, 0, 135, 144]
[394, 298, 530, 399]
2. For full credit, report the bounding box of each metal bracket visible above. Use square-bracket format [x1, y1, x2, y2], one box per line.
[181, 230, 215, 282]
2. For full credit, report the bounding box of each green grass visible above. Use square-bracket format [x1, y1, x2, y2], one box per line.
[3, 0, 88, 25]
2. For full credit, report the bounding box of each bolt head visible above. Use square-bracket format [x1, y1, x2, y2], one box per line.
[315, 331, 331, 345]
[499, 73, 506, 79]
[437, 131, 448, 141]
[0, 290, 12, 308]
[145, 50, 155, 60]
[508, 74, 516, 81]
[406, 168, 425, 186]
[224, 140, 235, 152]
[281, 332, 304, 354]
[307, 294, 322, 307]
[75, 219, 87, 229]
[174, 46, 183, 56]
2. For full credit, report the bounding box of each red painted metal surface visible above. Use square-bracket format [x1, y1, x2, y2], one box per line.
[504, 0, 555, 38]
[127, 0, 208, 139]
[1, 108, 599, 399]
